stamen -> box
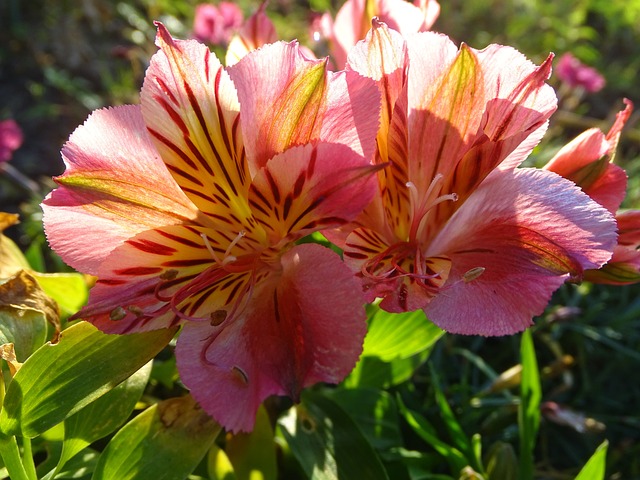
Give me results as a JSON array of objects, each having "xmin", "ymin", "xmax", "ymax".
[
  {"xmin": 407, "ymin": 174, "xmax": 458, "ymax": 241},
  {"xmin": 462, "ymin": 267, "xmax": 485, "ymax": 283},
  {"xmin": 109, "ymin": 306, "xmax": 127, "ymax": 321},
  {"xmin": 127, "ymin": 305, "xmax": 144, "ymax": 317},
  {"xmin": 200, "ymin": 233, "xmax": 223, "ymax": 264},
  {"xmin": 232, "ymin": 365, "xmax": 249, "ymax": 385},
  {"xmin": 222, "ymin": 230, "xmax": 246, "ymax": 266},
  {"xmin": 210, "ymin": 309, "xmax": 227, "ymax": 326}
]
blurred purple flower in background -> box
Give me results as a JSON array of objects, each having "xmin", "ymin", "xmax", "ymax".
[
  {"xmin": 193, "ymin": 2, "xmax": 244, "ymax": 45},
  {"xmin": 556, "ymin": 52, "xmax": 605, "ymax": 93},
  {"xmin": 0, "ymin": 119, "xmax": 23, "ymax": 163}
]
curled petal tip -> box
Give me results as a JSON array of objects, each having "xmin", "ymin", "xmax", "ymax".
[
  {"xmin": 154, "ymin": 21, "xmax": 174, "ymax": 48},
  {"xmin": 539, "ymin": 53, "xmax": 554, "ymax": 79}
]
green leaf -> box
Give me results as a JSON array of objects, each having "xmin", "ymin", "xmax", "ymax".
[
  {"xmin": 345, "ymin": 350, "xmax": 432, "ymax": 389},
  {"xmin": 396, "ymin": 396, "xmax": 468, "ymax": 475},
  {"xmin": 345, "ymin": 308, "xmax": 444, "ymax": 389},
  {"xmin": 91, "ymin": 395, "xmax": 221, "ymax": 480},
  {"xmin": 0, "ymin": 270, "xmax": 57, "ymax": 361},
  {"xmin": 279, "ymin": 390, "xmax": 389, "ymax": 480},
  {"xmin": 225, "ymin": 405, "xmax": 276, "ymax": 480},
  {"xmin": 327, "ymin": 388, "xmax": 402, "ymax": 450},
  {"xmin": 362, "ymin": 308, "xmax": 444, "ymax": 361},
  {"xmin": 484, "ymin": 441, "xmax": 518, "ymax": 480},
  {"xmin": 0, "ymin": 321, "xmax": 177, "ymax": 438},
  {"xmin": 0, "ymin": 309, "xmax": 47, "ymax": 363},
  {"xmin": 518, "ymin": 329, "xmax": 541, "ymax": 480},
  {"xmin": 55, "ymin": 362, "xmax": 153, "ymax": 473},
  {"xmin": 575, "ymin": 440, "xmax": 608, "ymax": 480},
  {"xmin": 31, "ymin": 273, "xmax": 88, "ymax": 318},
  {"xmin": 207, "ymin": 444, "xmax": 236, "ymax": 480},
  {"xmin": 429, "ymin": 366, "xmax": 483, "ymax": 473}
]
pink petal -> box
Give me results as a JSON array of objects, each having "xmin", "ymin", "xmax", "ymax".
[
  {"xmin": 141, "ymin": 24, "xmax": 249, "ymax": 223},
  {"xmin": 476, "ymin": 45, "xmax": 557, "ymax": 142},
  {"xmin": 346, "ymin": 19, "xmax": 409, "ymax": 164},
  {"xmin": 425, "ymin": 168, "xmax": 617, "ymax": 336},
  {"xmin": 248, "ymin": 142, "xmax": 378, "ymax": 242},
  {"xmin": 406, "ymin": 35, "xmax": 485, "ymax": 192},
  {"xmin": 584, "ymin": 245, "xmax": 640, "ymax": 285},
  {"xmin": 176, "ymin": 243, "xmax": 367, "ymax": 432},
  {"xmin": 42, "ymin": 105, "xmax": 198, "ymax": 275},
  {"xmin": 227, "ymin": 41, "xmax": 380, "ymax": 170},
  {"xmin": 617, "ymin": 210, "xmax": 640, "ymax": 248},
  {"xmin": 544, "ymin": 129, "xmax": 628, "ymax": 213},
  {"xmin": 331, "ymin": 0, "xmax": 440, "ymax": 68}
]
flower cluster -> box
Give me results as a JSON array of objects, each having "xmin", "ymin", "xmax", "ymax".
[{"xmin": 42, "ymin": 2, "xmax": 634, "ymax": 432}]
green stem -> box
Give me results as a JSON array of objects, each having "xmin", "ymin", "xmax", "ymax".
[
  {"xmin": 0, "ymin": 435, "xmax": 31, "ymax": 480},
  {"xmin": 21, "ymin": 437, "xmax": 38, "ymax": 480}
]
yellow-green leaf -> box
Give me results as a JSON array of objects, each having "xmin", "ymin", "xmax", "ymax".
[
  {"xmin": 0, "ymin": 321, "xmax": 176, "ymax": 438},
  {"xmin": 92, "ymin": 395, "xmax": 221, "ymax": 480}
]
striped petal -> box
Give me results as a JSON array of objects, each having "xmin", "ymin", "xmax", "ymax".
[
  {"xmin": 227, "ymin": 41, "xmax": 381, "ymax": 172},
  {"xmin": 141, "ymin": 23, "xmax": 252, "ymax": 231},
  {"xmin": 78, "ymin": 224, "xmax": 258, "ymax": 334},
  {"xmin": 346, "ymin": 21, "xmax": 413, "ymax": 239},
  {"xmin": 42, "ymin": 105, "xmax": 199, "ymax": 275},
  {"xmin": 248, "ymin": 142, "xmax": 378, "ymax": 242},
  {"xmin": 407, "ymin": 37, "xmax": 485, "ymax": 208},
  {"xmin": 424, "ymin": 168, "xmax": 617, "ymax": 335},
  {"xmin": 176, "ymin": 243, "xmax": 367, "ymax": 432}
]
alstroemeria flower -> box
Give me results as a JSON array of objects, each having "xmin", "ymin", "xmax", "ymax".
[
  {"xmin": 42, "ymin": 24, "xmax": 381, "ymax": 432},
  {"xmin": 333, "ymin": 21, "xmax": 617, "ymax": 336},
  {"xmin": 545, "ymin": 100, "xmax": 640, "ymax": 284}
]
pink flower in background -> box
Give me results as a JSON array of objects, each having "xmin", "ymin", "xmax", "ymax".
[
  {"xmin": 0, "ymin": 119, "xmax": 23, "ymax": 163},
  {"xmin": 556, "ymin": 52, "xmax": 605, "ymax": 93},
  {"xmin": 225, "ymin": 3, "xmax": 278, "ymax": 66},
  {"xmin": 193, "ymin": 2, "xmax": 244, "ymax": 45},
  {"xmin": 43, "ymin": 24, "xmax": 381, "ymax": 432},
  {"xmin": 331, "ymin": 21, "xmax": 617, "ymax": 336},
  {"xmin": 545, "ymin": 100, "xmax": 640, "ymax": 284}
]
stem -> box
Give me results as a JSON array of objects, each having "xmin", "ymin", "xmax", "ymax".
[
  {"xmin": 0, "ymin": 163, "xmax": 40, "ymax": 194},
  {"xmin": 21, "ymin": 437, "xmax": 38, "ymax": 480},
  {"xmin": 0, "ymin": 435, "xmax": 31, "ymax": 480}
]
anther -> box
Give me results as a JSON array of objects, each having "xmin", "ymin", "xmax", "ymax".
[
  {"xmin": 232, "ymin": 365, "xmax": 249, "ymax": 385},
  {"xmin": 127, "ymin": 305, "xmax": 144, "ymax": 317},
  {"xmin": 109, "ymin": 306, "xmax": 127, "ymax": 321},
  {"xmin": 462, "ymin": 267, "xmax": 485, "ymax": 283},
  {"xmin": 210, "ymin": 309, "xmax": 227, "ymax": 326},
  {"xmin": 160, "ymin": 269, "xmax": 179, "ymax": 280}
]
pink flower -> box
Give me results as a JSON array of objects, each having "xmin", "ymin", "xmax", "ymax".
[
  {"xmin": 42, "ymin": 24, "xmax": 381, "ymax": 432},
  {"xmin": 331, "ymin": 21, "xmax": 617, "ymax": 336},
  {"xmin": 545, "ymin": 100, "xmax": 640, "ymax": 284},
  {"xmin": 555, "ymin": 52, "xmax": 605, "ymax": 93},
  {"xmin": 193, "ymin": 2, "xmax": 244, "ymax": 45},
  {"xmin": 0, "ymin": 119, "xmax": 24, "ymax": 163}
]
